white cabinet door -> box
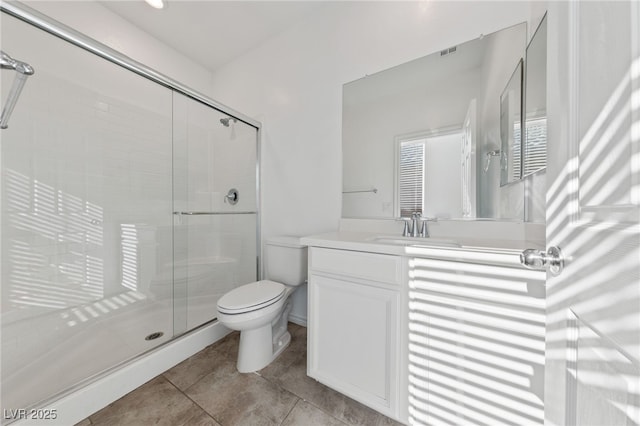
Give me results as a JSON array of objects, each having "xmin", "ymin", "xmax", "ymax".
[
  {"xmin": 407, "ymin": 256, "xmax": 545, "ymax": 426},
  {"xmin": 545, "ymin": 2, "xmax": 640, "ymax": 425},
  {"xmin": 308, "ymin": 273, "xmax": 399, "ymax": 417}
]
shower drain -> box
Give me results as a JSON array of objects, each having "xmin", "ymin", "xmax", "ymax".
[{"xmin": 145, "ymin": 331, "xmax": 164, "ymax": 341}]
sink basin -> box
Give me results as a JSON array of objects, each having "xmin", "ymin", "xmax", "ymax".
[{"xmin": 367, "ymin": 236, "xmax": 460, "ymax": 248}]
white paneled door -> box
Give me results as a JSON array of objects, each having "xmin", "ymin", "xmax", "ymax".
[{"xmin": 545, "ymin": 2, "xmax": 640, "ymax": 425}]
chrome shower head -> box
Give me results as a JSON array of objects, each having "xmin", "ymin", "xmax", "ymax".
[{"xmin": 220, "ymin": 117, "xmax": 237, "ymax": 127}]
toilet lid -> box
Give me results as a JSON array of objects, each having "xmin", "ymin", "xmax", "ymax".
[{"xmin": 217, "ymin": 280, "xmax": 286, "ymax": 313}]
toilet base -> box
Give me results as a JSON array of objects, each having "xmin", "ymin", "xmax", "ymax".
[
  {"xmin": 237, "ymin": 328, "xmax": 291, "ymax": 373},
  {"xmin": 272, "ymin": 330, "xmax": 291, "ymax": 360},
  {"xmin": 225, "ymin": 290, "xmax": 295, "ymax": 373}
]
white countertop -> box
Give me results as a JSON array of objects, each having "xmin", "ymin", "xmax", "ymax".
[{"xmin": 301, "ymin": 231, "xmax": 542, "ymax": 269}]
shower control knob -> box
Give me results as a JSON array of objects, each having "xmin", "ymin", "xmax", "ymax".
[
  {"xmin": 224, "ymin": 188, "xmax": 239, "ymax": 205},
  {"xmin": 520, "ymin": 246, "xmax": 564, "ymax": 276}
]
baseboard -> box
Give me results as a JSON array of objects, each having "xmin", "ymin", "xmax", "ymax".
[
  {"xmin": 13, "ymin": 321, "xmax": 231, "ymax": 426},
  {"xmin": 288, "ymin": 313, "xmax": 307, "ymax": 327}
]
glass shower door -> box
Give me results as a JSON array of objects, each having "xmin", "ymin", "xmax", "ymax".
[
  {"xmin": 172, "ymin": 93, "xmax": 258, "ymax": 334},
  {"xmin": 1, "ymin": 13, "xmax": 174, "ymax": 411}
]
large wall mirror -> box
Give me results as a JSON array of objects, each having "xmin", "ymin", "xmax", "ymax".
[{"xmin": 342, "ymin": 22, "xmax": 528, "ymax": 220}]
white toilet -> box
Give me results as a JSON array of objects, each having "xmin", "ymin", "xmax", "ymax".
[{"xmin": 216, "ymin": 236, "xmax": 307, "ymax": 373}]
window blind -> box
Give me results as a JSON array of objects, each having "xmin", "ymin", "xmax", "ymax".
[
  {"xmin": 399, "ymin": 141, "xmax": 424, "ymax": 217},
  {"xmin": 513, "ymin": 122, "xmax": 522, "ymax": 181},
  {"xmin": 524, "ymin": 118, "xmax": 547, "ymax": 175}
]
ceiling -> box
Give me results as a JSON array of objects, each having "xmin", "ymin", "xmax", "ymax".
[{"xmin": 100, "ymin": 1, "xmax": 327, "ymax": 72}]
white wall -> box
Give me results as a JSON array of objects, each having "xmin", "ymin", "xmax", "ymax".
[{"xmin": 21, "ymin": 1, "xmax": 214, "ymax": 96}]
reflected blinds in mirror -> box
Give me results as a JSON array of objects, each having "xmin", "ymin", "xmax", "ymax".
[
  {"xmin": 524, "ymin": 118, "xmax": 547, "ymax": 175},
  {"xmin": 399, "ymin": 141, "xmax": 424, "ymax": 217},
  {"xmin": 513, "ymin": 122, "xmax": 522, "ymax": 180}
]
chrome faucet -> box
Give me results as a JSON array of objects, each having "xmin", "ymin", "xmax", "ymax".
[
  {"xmin": 420, "ymin": 216, "xmax": 437, "ymax": 237},
  {"xmin": 401, "ymin": 212, "xmax": 436, "ymax": 238},
  {"xmin": 402, "ymin": 219, "xmax": 411, "ymax": 237},
  {"xmin": 420, "ymin": 219, "xmax": 430, "ymax": 237},
  {"xmin": 410, "ymin": 212, "xmax": 420, "ymax": 237}
]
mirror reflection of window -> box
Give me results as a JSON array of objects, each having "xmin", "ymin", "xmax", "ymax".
[
  {"xmin": 512, "ymin": 120, "xmax": 522, "ymax": 179},
  {"xmin": 397, "ymin": 131, "xmax": 463, "ymax": 218},
  {"xmin": 398, "ymin": 140, "xmax": 424, "ymax": 217},
  {"xmin": 523, "ymin": 117, "xmax": 547, "ymax": 174}
]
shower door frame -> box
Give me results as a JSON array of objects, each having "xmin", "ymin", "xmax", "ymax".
[{"xmin": 0, "ymin": 0, "xmax": 262, "ymax": 413}]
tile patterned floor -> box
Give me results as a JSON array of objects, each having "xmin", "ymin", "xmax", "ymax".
[{"xmin": 77, "ymin": 323, "xmax": 402, "ymax": 426}]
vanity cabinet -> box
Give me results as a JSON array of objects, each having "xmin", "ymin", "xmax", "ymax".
[
  {"xmin": 407, "ymin": 255, "xmax": 546, "ymax": 426},
  {"xmin": 307, "ymin": 247, "xmax": 404, "ymax": 421},
  {"xmin": 304, "ymin": 232, "xmax": 546, "ymax": 426}
]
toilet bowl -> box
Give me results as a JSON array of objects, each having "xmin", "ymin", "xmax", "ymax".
[{"xmin": 216, "ymin": 236, "xmax": 307, "ymax": 373}]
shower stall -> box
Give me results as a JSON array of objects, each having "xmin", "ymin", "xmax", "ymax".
[{"xmin": 0, "ymin": 2, "xmax": 260, "ymax": 416}]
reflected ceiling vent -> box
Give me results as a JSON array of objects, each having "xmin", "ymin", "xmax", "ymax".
[{"xmin": 440, "ymin": 46, "xmax": 457, "ymax": 56}]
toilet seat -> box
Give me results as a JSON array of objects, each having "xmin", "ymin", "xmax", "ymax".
[{"xmin": 217, "ymin": 280, "xmax": 286, "ymax": 314}]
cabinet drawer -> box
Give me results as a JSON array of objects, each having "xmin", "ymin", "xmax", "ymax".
[{"xmin": 310, "ymin": 247, "xmax": 401, "ymax": 285}]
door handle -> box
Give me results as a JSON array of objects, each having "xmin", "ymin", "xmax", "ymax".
[{"xmin": 520, "ymin": 246, "xmax": 564, "ymax": 276}]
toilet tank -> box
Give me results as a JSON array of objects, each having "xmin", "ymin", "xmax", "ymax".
[{"xmin": 264, "ymin": 236, "xmax": 308, "ymax": 286}]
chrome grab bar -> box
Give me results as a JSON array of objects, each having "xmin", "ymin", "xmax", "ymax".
[
  {"xmin": 342, "ymin": 188, "xmax": 378, "ymax": 194},
  {"xmin": 173, "ymin": 211, "xmax": 256, "ymax": 215}
]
